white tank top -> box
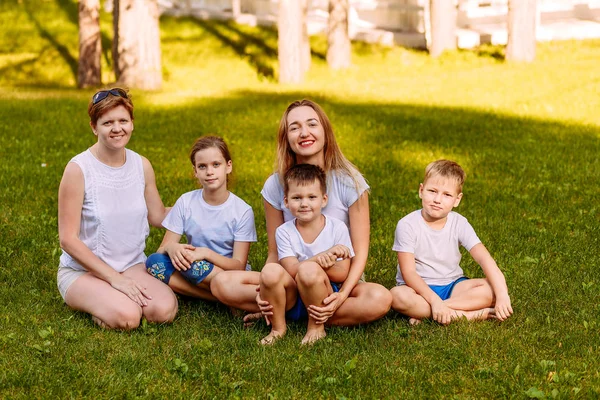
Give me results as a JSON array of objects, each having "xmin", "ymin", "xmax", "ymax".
[{"xmin": 60, "ymin": 148, "xmax": 149, "ymax": 272}]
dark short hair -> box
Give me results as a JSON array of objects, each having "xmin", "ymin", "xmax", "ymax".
[{"xmin": 283, "ymin": 164, "xmax": 327, "ymax": 195}]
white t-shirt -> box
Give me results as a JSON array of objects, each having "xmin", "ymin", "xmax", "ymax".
[
  {"xmin": 276, "ymin": 215, "xmax": 355, "ymax": 262},
  {"xmin": 393, "ymin": 210, "xmax": 481, "ymax": 286},
  {"xmin": 261, "ymin": 170, "xmax": 369, "ymax": 228},
  {"xmin": 162, "ymin": 190, "xmax": 257, "ymax": 270}
]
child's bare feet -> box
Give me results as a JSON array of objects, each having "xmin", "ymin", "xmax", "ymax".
[
  {"xmin": 243, "ymin": 312, "xmax": 263, "ymax": 328},
  {"xmin": 409, "ymin": 317, "xmax": 422, "ymax": 326},
  {"xmin": 92, "ymin": 316, "xmax": 109, "ymax": 329},
  {"xmin": 461, "ymin": 307, "xmax": 496, "ymax": 321},
  {"xmin": 260, "ymin": 329, "xmax": 286, "ymax": 345},
  {"xmin": 301, "ymin": 327, "xmax": 326, "ymax": 345}
]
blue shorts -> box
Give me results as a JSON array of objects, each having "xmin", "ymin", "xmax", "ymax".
[
  {"xmin": 145, "ymin": 253, "xmax": 214, "ymax": 286},
  {"xmin": 286, "ymin": 282, "xmax": 340, "ymax": 321},
  {"xmin": 428, "ymin": 277, "xmax": 469, "ymax": 301}
]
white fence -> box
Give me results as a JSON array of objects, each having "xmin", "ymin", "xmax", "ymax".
[{"xmin": 161, "ymin": 0, "xmax": 600, "ymax": 47}]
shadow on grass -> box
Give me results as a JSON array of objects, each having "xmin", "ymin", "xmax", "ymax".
[
  {"xmin": 192, "ymin": 19, "xmax": 277, "ymax": 80},
  {"xmin": 2, "ymin": 90, "xmax": 600, "ymax": 397},
  {"xmin": 24, "ymin": 1, "xmax": 77, "ymax": 81}
]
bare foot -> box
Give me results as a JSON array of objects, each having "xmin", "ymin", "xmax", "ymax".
[
  {"xmin": 92, "ymin": 316, "xmax": 109, "ymax": 329},
  {"xmin": 462, "ymin": 308, "xmax": 495, "ymax": 321},
  {"xmin": 243, "ymin": 312, "xmax": 263, "ymax": 328},
  {"xmin": 409, "ymin": 317, "xmax": 422, "ymax": 326},
  {"xmin": 260, "ymin": 329, "xmax": 285, "ymax": 345},
  {"xmin": 301, "ymin": 328, "xmax": 326, "ymax": 345}
]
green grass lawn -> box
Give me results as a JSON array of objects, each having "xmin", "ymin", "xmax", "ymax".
[{"xmin": 1, "ymin": 0, "xmax": 599, "ymax": 398}]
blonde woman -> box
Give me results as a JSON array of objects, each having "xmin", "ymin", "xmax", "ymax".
[{"xmin": 212, "ymin": 100, "xmax": 391, "ymax": 338}]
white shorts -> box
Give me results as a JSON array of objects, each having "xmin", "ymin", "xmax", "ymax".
[{"xmin": 57, "ymin": 264, "xmax": 88, "ymax": 301}]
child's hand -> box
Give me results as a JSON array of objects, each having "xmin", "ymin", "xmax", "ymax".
[
  {"xmin": 254, "ymin": 286, "xmax": 273, "ymax": 325},
  {"xmin": 494, "ymin": 293, "xmax": 513, "ymax": 321},
  {"xmin": 189, "ymin": 247, "xmax": 210, "ymax": 263},
  {"xmin": 431, "ymin": 299, "xmax": 456, "ymax": 325},
  {"xmin": 165, "ymin": 243, "xmax": 196, "ymax": 271},
  {"xmin": 315, "ymin": 252, "xmax": 337, "ymax": 269},
  {"xmin": 328, "ymin": 244, "xmax": 351, "ymax": 259}
]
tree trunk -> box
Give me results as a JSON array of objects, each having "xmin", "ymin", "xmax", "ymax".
[
  {"xmin": 506, "ymin": 0, "xmax": 537, "ymax": 62},
  {"xmin": 113, "ymin": 0, "xmax": 162, "ymax": 90},
  {"xmin": 77, "ymin": 0, "xmax": 102, "ymax": 88},
  {"xmin": 278, "ymin": 0, "xmax": 304, "ymax": 83},
  {"xmin": 327, "ymin": 0, "xmax": 351, "ymax": 70},
  {"xmin": 428, "ymin": 0, "xmax": 456, "ymax": 57},
  {"xmin": 301, "ymin": 0, "xmax": 311, "ymax": 74}
]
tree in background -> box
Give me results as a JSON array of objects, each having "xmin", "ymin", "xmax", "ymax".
[
  {"xmin": 506, "ymin": 0, "xmax": 537, "ymax": 62},
  {"xmin": 77, "ymin": 0, "xmax": 102, "ymax": 88},
  {"xmin": 428, "ymin": 0, "xmax": 457, "ymax": 57},
  {"xmin": 278, "ymin": 0, "xmax": 304, "ymax": 83},
  {"xmin": 301, "ymin": 0, "xmax": 311, "ymax": 74},
  {"xmin": 327, "ymin": 0, "xmax": 351, "ymax": 69},
  {"xmin": 113, "ymin": 0, "xmax": 162, "ymax": 89}
]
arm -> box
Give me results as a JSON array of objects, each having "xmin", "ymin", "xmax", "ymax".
[
  {"xmin": 156, "ymin": 230, "xmax": 195, "ymax": 271},
  {"xmin": 470, "ymin": 243, "xmax": 513, "ymax": 321},
  {"xmin": 58, "ymin": 163, "xmax": 150, "ymax": 306},
  {"xmin": 142, "ymin": 156, "xmax": 169, "ymax": 228},
  {"xmin": 338, "ymin": 192, "xmax": 370, "ymax": 299},
  {"xmin": 399, "ymin": 251, "xmax": 455, "ymax": 325},
  {"xmin": 190, "ymin": 241, "xmax": 251, "ymax": 271},
  {"xmin": 310, "ymin": 244, "xmax": 351, "ymax": 282},
  {"xmin": 263, "ymin": 198, "xmax": 284, "ymax": 264}
]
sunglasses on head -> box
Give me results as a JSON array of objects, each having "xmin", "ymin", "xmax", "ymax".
[{"xmin": 92, "ymin": 88, "xmax": 128, "ymax": 105}]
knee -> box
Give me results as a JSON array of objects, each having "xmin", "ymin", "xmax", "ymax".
[
  {"xmin": 295, "ymin": 262, "xmax": 325, "ymax": 288},
  {"xmin": 482, "ymin": 279, "xmax": 495, "ymax": 305},
  {"xmin": 260, "ymin": 263, "xmax": 288, "ymax": 289},
  {"xmin": 107, "ymin": 306, "xmax": 143, "ymax": 330},
  {"xmin": 368, "ymin": 284, "xmax": 393, "ymax": 316},
  {"xmin": 145, "ymin": 253, "xmax": 175, "ymax": 284},
  {"xmin": 145, "ymin": 296, "xmax": 178, "ymax": 324},
  {"xmin": 390, "ymin": 286, "xmax": 411, "ymax": 311}
]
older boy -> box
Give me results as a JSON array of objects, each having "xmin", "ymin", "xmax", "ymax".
[
  {"xmin": 390, "ymin": 160, "xmax": 512, "ymax": 325},
  {"xmin": 259, "ymin": 164, "xmax": 353, "ymax": 345}
]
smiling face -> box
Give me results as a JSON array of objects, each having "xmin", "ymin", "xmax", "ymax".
[
  {"xmin": 419, "ymin": 176, "xmax": 463, "ymax": 224},
  {"xmin": 284, "ymin": 179, "xmax": 328, "ymax": 224},
  {"xmin": 92, "ymin": 105, "xmax": 133, "ymax": 151},
  {"xmin": 286, "ymin": 106, "xmax": 326, "ymax": 165},
  {"xmin": 193, "ymin": 146, "xmax": 232, "ymax": 194}
]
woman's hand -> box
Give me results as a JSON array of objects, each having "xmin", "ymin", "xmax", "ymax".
[
  {"xmin": 307, "ymin": 290, "xmax": 348, "ymax": 324},
  {"xmin": 165, "ymin": 243, "xmax": 196, "ymax": 271},
  {"xmin": 110, "ymin": 274, "xmax": 152, "ymax": 307}
]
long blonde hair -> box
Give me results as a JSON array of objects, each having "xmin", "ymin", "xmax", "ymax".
[{"xmin": 276, "ymin": 100, "xmax": 364, "ymax": 190}]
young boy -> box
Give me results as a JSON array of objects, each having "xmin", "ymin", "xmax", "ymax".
[
  {"xmin": 259, "ymin": 164, "xmax": 353, "ymax": 345},
  {"xmin": 390, "ymin": 160, "xmax": 512, "ymax": 325}
]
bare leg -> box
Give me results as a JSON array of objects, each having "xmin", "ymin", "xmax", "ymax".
[
  {"xmin": 169, "ymin": 272, "xmax": 217, "ymax": 301},
  {"xmin": 296, "ymin": 262, "xmax": 331, "ymax": 345},
  {"xmin": 327, "ymin": 282, "xmax": 392, "ymax": 326},
  {"xmin": 259, "ymin": 263, "xmax": 297, "ymax": 345},
  {"xmin": 445, "ymin": 279, "xmax": 494, "ymax": 311},
  {"xmin": 390, "ymin": 285, "xmax": 432, "ymax": 323},
  {"xmin": 210, "ymin": 270, "xmax": 261, "ymax": 312},
  {"xmin": 65, "ymin": 273, "xmax": 143, "ymax": 330},
  {"xmin": 123, "ymin": 264, "xmax": 178, "ymax": 323}
]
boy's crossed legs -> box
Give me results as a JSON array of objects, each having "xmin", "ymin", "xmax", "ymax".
[{"xmin": 391, "ymin": 278, "xmax": 496, "ymax": 325}]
